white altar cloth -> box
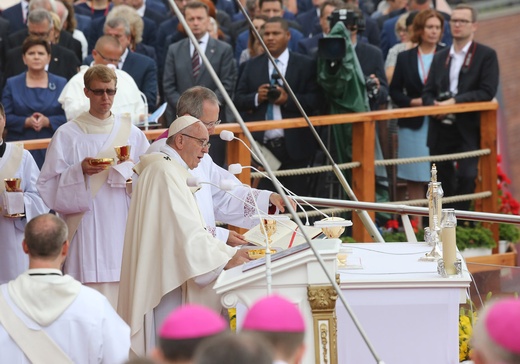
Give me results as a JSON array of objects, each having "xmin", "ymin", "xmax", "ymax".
[{"xmin": 338, "ymin": 243, "xmax": 471, "ymax": 364}]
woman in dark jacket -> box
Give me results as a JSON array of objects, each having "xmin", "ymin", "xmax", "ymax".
[{"xmin": 389, "ymin": 9, "xmax": 445, "ymax": 201}]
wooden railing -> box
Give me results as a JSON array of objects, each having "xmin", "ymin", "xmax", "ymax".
[{"xmin": 22, "ymin": 101, "xmax": 498, "ymax": 242}]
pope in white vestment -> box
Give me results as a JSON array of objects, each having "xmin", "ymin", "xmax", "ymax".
[
  {"xmin": 118, "ymin": 117, "xmax": 246, "ymax": 356},
  {"xmin": 0, "ymin": 269, "xmax": 130, "ymax": 364},
  {"xmin": 0, "ymin": 142, "xmax": 48, "ymax": 284},
  {"xmin": 36, "ymin": 112, "xmax": 149, "ymax": 294},
  {"xmin": 148, "ymin": 138, "xmax": 273, "ymax": 243}
]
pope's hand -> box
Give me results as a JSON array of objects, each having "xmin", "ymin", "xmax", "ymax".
[
  {"xmin": 224, "ymin": 249, "xmax": 250, "ymax": 269},
  {"xmin": 227, "ymin": 230, "xmax": 248, "ymax": 247}
]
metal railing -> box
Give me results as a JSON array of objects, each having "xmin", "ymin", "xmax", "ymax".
[{"xmin": 20, "ymin": 101, "xmax": 499, "ymax": 242}]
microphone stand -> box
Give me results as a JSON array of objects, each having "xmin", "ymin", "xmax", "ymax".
[{"xmin": 167, "ymin": 1, "xmax": 384, "ymax": 362}]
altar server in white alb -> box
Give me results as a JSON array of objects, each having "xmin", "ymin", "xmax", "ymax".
[
  {"xmin": 58, "ymin": 35, "xmax": 146, "ymax": 122},
  {"xmin": 37, "ymin": 65, "xmax": 150, "ymax": 308},
  {"xmin": 0, "ymin": 103, "xmax": 48, "ymax": 284},
  {"xmin": 118, "ymin": 116, "xmax": 250, "ymax": 357},
  {"xmin": 146, "ymin": 86, "xmax": 290, "ymax": 246},
  {"xmin": 0, "ymin": 214, "xmax": 130, "ymax": 364}
]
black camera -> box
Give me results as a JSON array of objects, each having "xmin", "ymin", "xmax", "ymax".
[
  {"xmin": 436, "ymin": 91, "xmax": 454, "ymax": 102},
  {"xmin": 436, "ymin": 91, "xmax": 456, "ymax": 124},
  {"xmin": 267, "ymin": 73, "xmax": 281, "ymax": 102},
  {"xmin": 267, "ymin": 85, "xmax": 281, "ymax": 102},
  {"xmin": 328, "ymin": 9, "xmax": 365, "ymax": 32},
  {"xmin": 365, "ymin": 76, "xmax": 378, "ymax": 99}
]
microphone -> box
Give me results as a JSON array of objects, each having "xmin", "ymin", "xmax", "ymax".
[
  {"xmin": 220, "ymin": 130, "xmax": 264, "ymax": 164},
  {"xmin": 186, "ymin": 176, "xmax": 201, "ymax": 188},
  {"xmin": 219, "ymin": 130, "xmax": 234, "ymax": 141}
]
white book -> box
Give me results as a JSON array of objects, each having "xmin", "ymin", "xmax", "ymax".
[{"xmin": 244, "ymin": 220, "xmax": 324, "ymax": 250}]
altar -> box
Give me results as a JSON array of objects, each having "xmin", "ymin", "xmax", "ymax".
[
  {"xmin": 215, "ymin": 241, "xmax": 471, "ymax": 364},
  {"xmin": 338, "ymin": 243, "xmax": 471, "ymax": 364}
]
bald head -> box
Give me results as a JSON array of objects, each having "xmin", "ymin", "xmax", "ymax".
[{"xmin": 24, "ymin": 214, "xmax": 68, "ymax": 259}]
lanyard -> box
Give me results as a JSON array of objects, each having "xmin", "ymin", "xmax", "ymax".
[
  {"xmin": 418, "ymin": 48, "xmax": 435, "ymax": 84},
  {"xmin": 444, "ymin": 41, "xmax": 476, "ymax": 72}
]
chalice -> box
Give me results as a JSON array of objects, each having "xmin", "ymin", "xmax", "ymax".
[
  {"xmin": 314, "ymin": 216, "xmax": 353, "ymax": 268},
  {"xmin": 259, "ymin": 218, "xmax": 277, "ymax": 253},
  {"xmin": 4, "ymin": 178, "xmax": 21, "ymax": 192},
  {"xmin": 114, "ymin": 145, "xmax": 132, "ymax": 183},
  {"xmin": 3, "ymin": 178, "xmax": 25, "ymax": 218},
  {"xmin": 314, "ymin": 216, "xmax": 352, "ymax": 239}
]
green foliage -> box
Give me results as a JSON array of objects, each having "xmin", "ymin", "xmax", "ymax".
[
  {"xmin": 499, "ymin": 223, "xmax": 520, "ymax": 243},
  {"xmin": 381, "ymin": 229, "xmax": 425, "ymax": 243},
  {"xmin": 378, "ymin": 224, "xmax": 496, "ymax": 250},
  {"xmin": 456, "ymin": 224, "xmax": 496, "ymax": 251},
  {"xmin": 341, "ymin": 235, "xmax": 357, "ymax": 243}
]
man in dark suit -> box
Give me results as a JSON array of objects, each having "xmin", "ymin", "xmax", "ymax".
[
  {"xmin": 88, "ymin": 6, "xmax": 158, "ymax": 54},
  {"xmin": 1, "ymin": 0, "xmax": 28, "ymax": 34},
  {"xmin": 102, "ymin": 16, "xmax": 158, "ymax": 112},
  {"xmin": 234, "ymin": 0, "xmax": 303, "ymax": 62},
  {"xmin": 296, "ymin": 0, "xmax": 339, "ymax": 58},
  {"xmin": 295, "ymin": 0, "xmax": 322, "ymax": 38},
  {"xmin": 162, "ymin": 1, "xmax": 236, "ymax": 165},
  {"xmin": 7, "ymin": 20, "xmax": 82, "ymax": 63},
  {"xmin": 422, "ymin": 4, "xmax": 499, "ymax": 211},
  {"xmin": 235, "ymin": 17, "xmax": 320, "ymax": 196},
  {"xmin": 0, "ymin": 17, "xmax": 9, "ymax": 86},
  {"xmin": 2, "ymin": 8, "xmax": 79, "ymax": 88},
  {"xmin": 123, "ymin": 0, "xmax": 168, "ymax": 26}
]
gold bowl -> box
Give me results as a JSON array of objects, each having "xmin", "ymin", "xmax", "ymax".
[{"xmin": 88, "ymin": 158, "xmax": 114, "ymax": 167}]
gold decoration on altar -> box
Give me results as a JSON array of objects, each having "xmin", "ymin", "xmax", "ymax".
[{"xmin": 308, "ymin": 284, "xmax": 338, "ymax": 364}]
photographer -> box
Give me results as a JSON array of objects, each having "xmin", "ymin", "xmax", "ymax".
[
  {"xmin": 234, "ymin": 17, "xmax": 320, "ymax": 196},
  {"xmin": 317, "ymin": 6, "xmax": 390, "ymax": 222},
  {"xmin": 422, "ymin": 4, "xmax": 499, "ymax": 211},
  {"xmin": 330, "ymin": 5, "xmax": 388, "ymax": 110}
]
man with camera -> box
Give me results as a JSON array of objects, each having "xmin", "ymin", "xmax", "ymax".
[
  {"xmin": 422, "ymin": 4, "xmax": 499, "ymax": 211},
  {"xmin": 235, "ymin": 17, "xmax": 320, "ymax": 196},
  {"xmin": 344, "ymin": 5, "xmax": 389, "ymax": 110}
]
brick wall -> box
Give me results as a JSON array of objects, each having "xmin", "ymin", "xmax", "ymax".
[{"xmin": 474, "ymin": 9, "xmax": 520, "ymax": 199}]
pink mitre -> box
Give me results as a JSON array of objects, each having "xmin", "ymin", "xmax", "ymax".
[
  {"xmin": 159, "ymin": 304, "xmax": 227, "ymax": 339},
  {"xmin": 242, "ymin": 295, "xmax": 305, "ymax": 333},
  {"xmin": 485, "ymin": 298, "xmax": 520, "ymax": 354}
]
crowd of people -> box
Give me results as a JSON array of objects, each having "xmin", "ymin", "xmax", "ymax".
[{"xmin": 0, "ymin": 0, "xmax": 504, "ymax": 362}]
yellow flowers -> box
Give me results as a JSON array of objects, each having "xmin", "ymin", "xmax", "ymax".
[
  {"xmin": 459, "ymin": 305, "xmax": 477, "ymax": 362},
  {"xmin": 228, "ymin": 307, "xmax": 237, "ymax": 332}
]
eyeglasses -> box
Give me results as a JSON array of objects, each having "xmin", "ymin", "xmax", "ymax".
[
  {"xmin": 202, "ymin": 119, "xmax": 221, "ymax": 128},
  {"xmin": 95, "ymin": 49, "xmax": 121, "ymax": 64},
  {"xmin": 181, "ymin": 133, "xmax": 211, "ymax": 149},
  {"xmin": 29, "ymin": 30, "xmax": 51, "ymax": 38},
  {"xmin": 449, "ymin": 19, "xmax": 472, "ymax": 25},
  {"xmin": 88, "ymin": 88, "xmax": 117, "ymax": 96}
]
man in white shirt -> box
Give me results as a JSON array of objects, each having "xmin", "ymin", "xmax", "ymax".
[
  {"xmin": 59, "ymin": 35, "xmax": 146, "ymax": 122},
  {"xmin": 422, "ymin": 4, "xmax": 499, "ymax": 211},
  {"xmin": 0, "ymin": 213, "xmax": 130, "ymax": 364},
  {"xmin": 162, "ymin": 1, "xmax": 236, "ymax": 166},
  {"xmin": 37, "ymin": 64, "xmax": 150, "ymax": 309}
]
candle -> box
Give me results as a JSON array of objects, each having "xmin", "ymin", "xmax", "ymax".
[{"xmin": 441, "ymin": 209, "xmax": 457, "ymax": 275}]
